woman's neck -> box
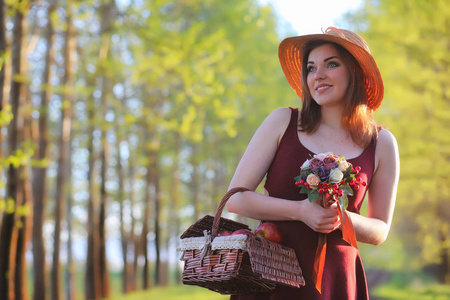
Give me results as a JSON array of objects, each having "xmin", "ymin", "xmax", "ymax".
[{"xmin": 320, "ymin": 106, "xmax": 344, "ymax": 130}]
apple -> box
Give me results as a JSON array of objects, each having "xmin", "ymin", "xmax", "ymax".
[
  {"xmin": 255, "ymin": 222, "xmax": 282, "ymax": 243},
  {"xmin": 218, "ymin": 230, "xmax": 232, "ymax": 236},
  {"xmin": 231, "ymin": 229, "xmax": 254, "ymax": 236}
]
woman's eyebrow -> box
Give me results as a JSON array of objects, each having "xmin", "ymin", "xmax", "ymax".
[
  {"xmin": 307, "ymin": 56, "xmax": 339, "ymax": 65},
  {"xmin": 324, "ymin": 56, "xmax": 339, "ymax": 62}
]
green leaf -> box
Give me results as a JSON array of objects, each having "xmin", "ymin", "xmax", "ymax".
[
  {"xmin": 308, "ymin": 189, "xmax": 319, "ymax": 202},
  {"xmin": 340, "ymin": 184, "xmax": 354, "ymax": 196},
  {"xmin": 300, "ymin": 186, "xmax": 309, "ymax": 194},
  {"xmin": 339, "ymin": 194, "xmax": 349, "ymax": 210}
]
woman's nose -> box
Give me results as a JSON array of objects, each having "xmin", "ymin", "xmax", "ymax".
[{"xmin": 314, "ymin": 67, "xmax": 326, "ymax": 80}]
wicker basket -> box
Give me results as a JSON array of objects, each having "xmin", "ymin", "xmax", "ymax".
[{"xmin": 179, "ymin": 187, "xmax": 305, "ymax": 295}]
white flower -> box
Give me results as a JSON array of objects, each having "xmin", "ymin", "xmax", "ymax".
[
  {"xmin": 301, "ymin": 159, "xmax": 310, "ymax": 169},
  {"xmin": 338, "ymin": 160, "xmax": 350, "ymax": 172},
  {"xmin": 314, "ymin": 153, "xmax": 326, "ymax": 160},
  {"xmin": 329, "ymin": 168, "xmax": 344, "ymax": 183},
  {"xmin": 306, "ymin": 174, "xmax": 320, "ymax": 189}
]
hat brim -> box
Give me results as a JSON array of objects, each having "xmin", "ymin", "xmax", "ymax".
[{"xmin": 278, "ymin": 33, "xmax": 384, "ymax": 110}]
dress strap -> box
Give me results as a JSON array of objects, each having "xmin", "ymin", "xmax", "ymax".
[{"xmin": 287, "ymin": 107, "xmax": 299, "ymax": 137}]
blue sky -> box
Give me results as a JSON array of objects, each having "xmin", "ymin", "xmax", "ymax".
[{"xmin": 260, "ymin": 0, "xmax": 363, "ymax": 35}]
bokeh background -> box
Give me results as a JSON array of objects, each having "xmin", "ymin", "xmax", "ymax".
[{"xmin": 0, "ymin": 0, "xmax": 449, "ymax": 299}]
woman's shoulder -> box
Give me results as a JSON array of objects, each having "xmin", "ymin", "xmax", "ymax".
[
  {"xmin": 374, "ymin": 128, "xmax": 399, "ymax": 169},
  {"xmin": 265, "ymin": 107, "xmax": 296, "ymax": 123},
  {"xmin": 259, "ymin": 107, "xmax": 296, "ymax": 143},
  {"xmin": 377, "ymin": 128, "xmax": 398, "ymax": 150}
]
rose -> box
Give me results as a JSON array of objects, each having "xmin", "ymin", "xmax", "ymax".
[
  {"xmin": 301, "ymin": 159, "xmax": 310, "ymax": 169},
  {"xmin": 338, "ymin": 160, "xmax": 350, "ymax": 172},
  {"xmin": 323, "ymin": 155, "xmax": 339, "ymax": 170},
  {"xmin": 309, "ymin": 158, "xmax": 323, "ymax": 171},
  {"xmin": 300, "ymin": 168, "xmax": 312, "ymax": 181},
  {"xmin": 316, "ymin": 166, "xmax": 329, "ymax": 181},
  {"xmin": 313, "ymin": 153, "xmax": 326, "ymax": 160},
  {"xmin": 306, "ymin": 173, "xmax": 320, "ymax": 189},
  {"xmin": 329, "ymin": 168, "xmax": 344, "ymax": 183}
]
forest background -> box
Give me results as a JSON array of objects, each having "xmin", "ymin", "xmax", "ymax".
[{"xmin": 0, "ymin": 0, "xmax": 449, "ymax": 300}]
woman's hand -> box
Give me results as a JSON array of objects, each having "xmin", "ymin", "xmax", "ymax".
[{"xmin": 298, "ymin": 200, "xmax": 341, "ymax": 233}]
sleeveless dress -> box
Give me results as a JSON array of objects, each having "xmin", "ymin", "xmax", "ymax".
[{"xmin": 230, "ymin": 107, "xmax": 375, "ymax": 300}]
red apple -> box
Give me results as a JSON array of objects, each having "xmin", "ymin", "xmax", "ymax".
[
  {"xmin": 231, "ymin": 229, "xmax": 254, "ymax": 236},
  {"xmin": 255, "ymin": 222, "xmax": 282, "ymax": 243},
  {"xmin": 218, "ymin": 230, "xmax": 232, "ymax": 236}
]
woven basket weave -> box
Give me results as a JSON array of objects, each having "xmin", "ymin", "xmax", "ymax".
[{"xmin": 179, "ymin": 187, "xmax": 305, "ymax": 295}]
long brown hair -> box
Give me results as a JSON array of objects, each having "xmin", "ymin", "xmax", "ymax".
[{"xmin": 298, "ymin": 40, "xmax": 378, "ymax": 148}]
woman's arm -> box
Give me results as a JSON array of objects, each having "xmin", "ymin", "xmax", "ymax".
[
  {"xmin": 226, "ymin": 107, "xmax": 341, "ymax": 233},
  {"xmin": 347, "ymin": 128, "xmax": 400, "ymax": 245}
]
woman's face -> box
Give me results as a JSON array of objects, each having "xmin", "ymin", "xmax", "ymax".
[{"xmin": 306, "ymin": 43, "xmax": 350, "ymax": 108}]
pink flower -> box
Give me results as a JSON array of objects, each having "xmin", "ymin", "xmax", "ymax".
[
  {"xmin": 309, "ymin": 158, "xmax": 323, "ymax": 171},
  {"xmin": 323, "ymin": 155, "xmax": 339, "ymax": 170}
]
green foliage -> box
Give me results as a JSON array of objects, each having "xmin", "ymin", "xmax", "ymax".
[
  {"xmin": 0, "ymin": 104, "xmax": 13, "ymax": 127},
  {"xmin": 371, "ymin": 271, "xmax": 450, "ymax": 300},
  {"xmin": 0, "ymin": 198, "xmax": 30, "ymax": 221},
  {"xmin": 346, "ymin": 0, "xmax": 450, "ymax": 275}
]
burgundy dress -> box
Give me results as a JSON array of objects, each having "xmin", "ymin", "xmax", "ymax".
[{"xmin": 231, "ymin": 107, "xmax": 375, "ymax": 300}]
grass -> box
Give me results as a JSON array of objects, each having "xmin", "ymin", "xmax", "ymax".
[
  {"xmin": 108, "ymin": 271, "xmax": 450, "ymax": 300},
  {"xmin": 109, "ymin": 285, "xmax": 228, "ymax": 300},
  {"xmin": 372, "ymin": 271, "xmax": 450, "ymax": 300},
  {"xmin": 373, "ymin": 283, "xmax": 450, "ymax": 300}
]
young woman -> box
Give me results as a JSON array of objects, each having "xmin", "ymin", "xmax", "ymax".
[{"xmin": 226, "ymin": 27, "xmax": 399, "ymax": 299}]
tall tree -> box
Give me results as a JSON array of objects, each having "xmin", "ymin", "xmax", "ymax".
[
  {"xmin": 84, "ymin": 1, "xmax": 117, "ymax": 298},
  {"xmin": 62, "ymin": 1, "xmax": 76, "ymax": 299},
  {"xmin": 31, "ymin": 1, "xmax": 57, "ymax": 300},
  {"xmin": 84, "ymin": 92, "xmax": 101, "ymax": 300},
  {"xmin": 98, "ymin": 1, "xmax": 117, "ymax": 297},
  {"xmin": 0, "ymin": 0, "xmax": 28, "ymax": 298},
  {"xmin": 0, "ymin": 0, "xmax": 6, "ymax": 109},
  {"xmin": 50, "ymin": 1, "xmax": 76, "ymax": 298}
]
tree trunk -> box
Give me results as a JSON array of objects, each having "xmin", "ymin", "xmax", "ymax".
[
  {"xmin": 0, "ymin": 0, "xmax": 8, "ymax": 229},
  {"xmin": 117, "ymin": 141, "xmax": 128, "ymax": 293},
  {"xmin": 15, "ymin": 157, "xmax": 32, "ymax": 300},
  {"xmin": 151, "ymin": 148, "xmax": 161, "ymax": 286},
  {"xmin": 63, "ymin": 3, "xmax": 76, "ymax": 299},
  {"xmin": 141, "ymin": 150, "xmax": 151, "ymax": 290},
  {"xmin": 14, "ymin": 41, "xmax": 32, "ymax": 300},
  {"xmin": 97, "ymin": 2, "xmax": 116, "ymax": 296},
  {"xmin": 85, "ymin": 94, "xmax": 101, "ymax": 300},
  {"xmin": 127, "ymin": 148, "xmax": 138, "ymax": 291},
  {"xmin": 99, "ymin": 118, "xmax": 110, "ymax": 298},
  {"xmin": 0, "ymin": 0, "xmax": 6, "ymax": 108},
  {"xmin": 0, "ymin": 2, "xmax": 26, "ymax": 298},
  {"xmin": 65, "ymin": 190, "xmax": 75, "ymax": 300},
  {"xmin": 115, "ymin": 100, "xmax": 129, "ymax": 293},
  {"xmin": 191, "ymin": 143, "xmax": 200, "ymax": 221},
  {"xmin": 51, "ymin": 0, "xmax": 75, "ymax": 297},
  {"xmin": 85, "ymin": 2, "xmax": 116, "ymax": 298},
  {"xmin": 169, "ymin": 133, "xmax": 182, "ymax": 284},
  {"xmin": 31, "ymin": 1, "xmax": 56, "ymax": 299}
]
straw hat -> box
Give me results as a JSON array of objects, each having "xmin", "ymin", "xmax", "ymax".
[{"xmin": 278, "ymin": 27, "xmax": 384, "ymax": 111}]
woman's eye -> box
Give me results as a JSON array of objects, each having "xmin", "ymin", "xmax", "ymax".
[
  {"xmin": 307, "ymin": 66, "xmax": 316, "ymax": 73},
  {"xmin": 328, "ymin": 61, "xmax": 340, "ymax": 68}
]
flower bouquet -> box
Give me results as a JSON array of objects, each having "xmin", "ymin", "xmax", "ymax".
[
  {"xmin": 294, "ymin": 152, "xmax": 365, "ymax": 293},
  {"xmin": 294, "ymin": 152, "xmax": 366, "ymax": 210}
]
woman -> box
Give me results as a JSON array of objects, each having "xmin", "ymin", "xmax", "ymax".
[{"xmin": 226, "ymin": 27, "xmax": 399, "ymax": 299}]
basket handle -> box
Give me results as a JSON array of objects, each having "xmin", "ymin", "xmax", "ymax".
[{"xmin": 212, "ymin": 187, "xmax": 251, "ymax": 236}]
